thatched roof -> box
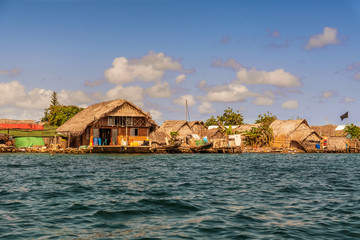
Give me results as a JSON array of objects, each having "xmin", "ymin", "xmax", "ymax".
[
  {"xmin": 270, "ymin": 119, "xmax": 321, "ymax": 142},
  {"xmin": 235, "ymin": 124, "xmax": 261, "ymax": 133},
  {"xmin": 0, "ymin": 133, "xmax": 8, "ymax": 142},
  {"xmin": 0, "ymin": 119, "xmax": 36, "ymax": 124},
  {"xmin": 188, "ymin": 121, "xmax": 205, "ymax": 129},
  {"xmin": 311, "ymin": 124, "xmax": 345, "ymax": 137},
  {"xmin": 327, "ymin": 136, "xmax": 348, "ymax": 151},
  {"xmin": 206, "ymin": 128, "xmax": 226, "ymax": 139},
  {"xmin": 149, "ymin": 130, "xmax": 168, "ymax": 144},
  {"xmin": 57, "ymin": 99, "xmax": 156, "ymax": 136},
  {"xmin": 158, "ymin": 120, "xmax": 191, "ymax": 133}
]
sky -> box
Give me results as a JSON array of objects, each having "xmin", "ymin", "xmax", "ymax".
[{"xmin": 1, "ymin": 0, "xmax": 360, "ymax": 126}]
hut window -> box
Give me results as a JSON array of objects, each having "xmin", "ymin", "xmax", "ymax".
[
  {"xmin": 93, "ymin": 128, "xmax": 99, "ymax": 138},
  {"xmin": 130, "ymin": 128, "xmax": 138, "ymax": 136},
  {"xmin": 86, "ymin": 128, "xmax": 90, "ymax": 139},
  {"xmin": 126, "ymin": 117, "xmax": 133, "ymax": 126},
  {"xmin": 108, "ymin": 116, "xmax": 115, "ymax": 126}
]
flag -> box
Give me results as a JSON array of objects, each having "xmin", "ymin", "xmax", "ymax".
[{"xmin": 340, "ymin": 111, "xmax": 348, "ymax": 121}]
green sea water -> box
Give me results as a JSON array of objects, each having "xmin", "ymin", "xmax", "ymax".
[{"xmin": 1, "ymin": 153, "xmax": 360, "ymax": 239}]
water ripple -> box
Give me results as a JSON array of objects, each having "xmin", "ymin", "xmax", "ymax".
[{"xmin": 1, "ymin": 153, "xmax": 360, "ymax": 239}]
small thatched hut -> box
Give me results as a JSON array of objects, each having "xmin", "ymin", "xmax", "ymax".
[
  {"xmin": 270, "ymin": 119, "xmax": 321, "ymax": 152},
  {"xmin": 148, "ymin": 131, "xmax": 168, "ymax": 148},
  {"xmin": 157, "ymin": 120, "xmax": 193, "ymax": 140},
  {"xmin": 57, "ymin": 99, "xmax": 157, "ymax": 148},
  {"xmin": 188, "ymin": 121, "xmax": 208, "ymax": 138},
  {"xmin": 0, "ymin": 133, "xmax": 8, "ymax": 144},
  {"xmin": 311, "ymin": 124, "xmax": 346, "ymax": 137}
]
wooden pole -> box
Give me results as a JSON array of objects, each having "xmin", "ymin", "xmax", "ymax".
[{"xmin": 185, "ymin": 99, "xmax": 188, "ymax": 122}]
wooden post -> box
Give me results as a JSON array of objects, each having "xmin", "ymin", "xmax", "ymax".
[{"xmin": 67, "ymin": 132, "xmax": 71, "ymax": 148}]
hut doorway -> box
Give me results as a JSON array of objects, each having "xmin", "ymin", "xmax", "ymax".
[
  {"xmin": 99, "ymin": 129, "xmax": 111, "ymax": 145},
  {"xmin": 290, "ymin": 140, "xmax": 306, "ymax": 152}
]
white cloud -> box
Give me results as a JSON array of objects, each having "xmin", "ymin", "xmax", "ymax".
[
  {"xmin": 347, "ymin": 62, "xmax": 360, "ymax": 81},
  {"xmin": 236, "ymin": 67, "xmax": 301, "ymax": 88},
  {"xmin": 305, "ymin": 27, "xmax": 340, "ymax": 50},
  {"xmin": 175, "ymin": 74, "xmax": 186, "ymax": 84},
  {"xmin": 149, "ymin": 109, "xmax": 163, "ymax": 122},
  {"xmin": 106, "ymin": 85, "xmax": 145, "ymax": 107},
  {"xmin": 281, "ymin": 100, "xmax": 299, "ymax": 109},
  {"xmin": 197, "ymin": 80, "xmax": 207, "ymax": 90},
  {"xmin": 341, "ymin": 97, "xmax": 355, "ymax": 103},
  {"xmin": 173, "ymin": 94, "xmax": 196, "ymax": 106},
  {"xmin": 206, "ymin": 82, "xmax": 250, "ymax": 102},
  {"xmin": 146, "ymin": 81, "xmax": 171, "ymax": 98},
  {"xmin": 0, "ymin": 68, "xmax": 21, "ymax": 77},
  {"xmin": 104, "ymin": 51, "xmax": 183, "ymax": 84},
  {"xmin": 321, "ymin": 90, "xmax": 336, "ymax": 99},
  {"xmin": 252, "ymin": 96, "xmax": 275, "ymax": 106},
  {"xmin": 198, "ymin": 102, "xmax": 216, "ymax": 115},
  {"xmin": 212, "ymin": 58, "xmax": 243, "ymax": 71}
]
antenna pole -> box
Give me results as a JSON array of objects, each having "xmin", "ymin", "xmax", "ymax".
[{"xmin": 185, "ymin": 99, "xmax": 188, "ymax": 122}]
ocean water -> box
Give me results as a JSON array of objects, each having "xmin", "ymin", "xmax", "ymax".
[{"xmin": 1, "ymin": 153, "xmax": 360, "ymax": 239}]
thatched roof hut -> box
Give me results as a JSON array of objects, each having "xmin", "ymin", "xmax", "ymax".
[
  {"xmin": 310, "ymin": 124, "xmax": 346, "ymax": 137},
  {"xmin": 149, "ymin": 130, "xmax": 168, "ymax": 147},
  {"xmin": 157, "ymin": 120, "xmax": 193, "ymax": 139},
  {"xmin": 270, "ymin": 119, "xmax": 321, "ymax": 151},
  {"xmin": 326, "ymin": 136, "xmax": 348, "ymax": 151},
  {"xmin": 206, "ymin": 128, "xmax": 226, "ymax": 140},
  {"xmin": 188, "ymin": 121, "xmax": 208, "ymax": 138},
  {"xmin": 57, "ymin": 99, "xmax": 156, "ymax": 137},
  {"xmin": 0, "ymin": 133, "xmax": 8, "ymax": 143},
  {"xmin": 0, "ymin": 119, "xmax": 36, "ymax": 124}
]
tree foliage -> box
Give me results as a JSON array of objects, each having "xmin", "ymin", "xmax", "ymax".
[
  {"xmin": 42, "ymin": 91, "xmax": 83, "ymax": 127},
  {"xmin": 344, "ymin": 123, "xmax": 360, "ymax": 140},
  {"xmin": 42, "ymin": 105, "xmax": 84, "ymax": 127},
  {"xmin": 243, "ymin": 112, "xmax": 277, "ymax": 147},
  {"xmin": 205, "ymin": 107, "xmax": 244, "ymax": 127}
]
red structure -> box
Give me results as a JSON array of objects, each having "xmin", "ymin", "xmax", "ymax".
[{"xmin": 0, "ymin": 123, "xmax": 43, "ymax": 130}]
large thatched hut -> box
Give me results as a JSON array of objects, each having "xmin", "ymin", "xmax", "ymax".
[
  {"xmin": 57, "ymin": 99, "xmax": 157, "ymax": 148},
  {"xmin": 270, "ymin": 119, "xmax": 321, "ymax": 152}
]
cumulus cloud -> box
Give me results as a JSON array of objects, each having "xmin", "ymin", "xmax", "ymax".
[
  {"xmin": 347, "ymin": 62, "xmax": 360, "ymax": 81},
  {"xmin": 212, "ymin": 58, "xmax": 243, "ymax": 71},
  {"xmin": 106, "ymin": 85, "xmax": 145, "ymax": 107},
  {"xmin": 220, "ymin": 36, "xmax": 230, "ymax": 44},
  {"xmin": 281, "ymin": 100, "xmax": 299, "ymax": 109},
  {"xmin": 236, "ymin": 67, "xmax": 301, "ymax": 88},
  {"xmin": 104, "ymin": 51, "xmax": 183, "ymax": 84},
  {"xmin": 149, "ymin": 109, "xmax": 163, "ymax": 122},
  {"xmin": 341, "ymin": 97, "xmax": 355, "ymax": 103},
  {"xmin": 175, "ymin": 74, "xmax": 186, "ymax": 84},
  {"xmin": 205, "ymin": 82, "xmax": 251, "ymax": 102},
  {"xmin": 197, "ymin": 80, "xmax": 207, "ymax": 91},
  {"xmin": 321, "ymin": 90, "xmax": 336, "ymax": 99},
  {"xmin": 146, "ymin": 81, "xmax": 171, "ymax": 98},
  {"xmin": 173, "ymin": 94, "xmax": 196, "ymax": 106},
  {"xmin": 0, "ymin": 68, "xmax": 21, "ymax": 77},
  {"xmin": 198, "ymin": 102, "xmax": 216, "ymax": 115},
  {"xmin": 252, "ymin": 91, "xmax": 275, "ymax": 106},
  {"xmin": 305, "ymin": 27, "xmax": 340, "ymax": 50}
]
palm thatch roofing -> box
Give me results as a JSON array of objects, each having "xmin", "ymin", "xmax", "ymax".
[
  {"xmin": 326, "ymin": 136, "xmax": 348, "ymax": 151},
  {"xmin": 57, "ymin": 99, "xmax": 157, "ymax": 136},
  {"xmin": 188, "ymin": 121, "xmax": 205, "ymax": 128},
  {"xmin": 235, "ymin": 124, "xmax": 261, "ymax": 133},
  {"xmin": 0, "ymin": 133, "xmax": 8, "ymax": 142},
  {"xmin": 157, "ymin": 120, "xmax": 191, "ymax": 134},
  {"xmin": 270, "ymin": 119, "xmax": 321, "ymax": 142},
  {"xmin": 310, "ymin": 124, "xmax": 346, "ymax": 137},
  {"xmin": 149, "ymin": 130, "xmax": 168, "ymax": 145},
  {"xmin": 0, "ymin": 119, "xmax": 36, "ymax": 124},
  {"xmin": 206, "ymin": 128, "xmax": 226, "ymax": 139}
]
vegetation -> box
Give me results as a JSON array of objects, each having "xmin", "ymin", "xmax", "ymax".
[
  {"xmin": 170, "ymin": 131, "xmax": 179, "ymax": 138},
  {"xmin": 243, "ymin": 112, "xmax": 277, "ymax": 147},
  {"xmin": 0, "ymin": 124, "xmax": 57, "ymax": 137},
  {"xmin": 42, "ymin": 91, "xmax": 84, "ymax": 127},
  {"xmin": 344, "ymin": 123, "xmax": 360, "ymax": 140},
  {"xmin": 205, "ymin": 107, "xmax": 244, "ymax": 127}
]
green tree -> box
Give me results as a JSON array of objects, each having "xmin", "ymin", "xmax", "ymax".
[
  {"xmin": 45, "ymin": 105, "xmax": 84, "ymax": 127},
  {"xmin": 255, "ymin": 111, "xmax": 277, "ymax": 126},
  {"xmin": 344, "ymin": 123, "xmax": 360, "ymax": 140},
  {"xmin": 50, "ymin": 91, "xmax": 60, "ymax": 107},
  {"xmin": 205, "ymin": 107, "xmax": 244, "ymax": 126}
]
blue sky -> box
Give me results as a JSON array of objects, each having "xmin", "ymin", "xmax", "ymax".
[{"xmin": 1, "ymin": 0, "xmax": 360, "ymax": 125}]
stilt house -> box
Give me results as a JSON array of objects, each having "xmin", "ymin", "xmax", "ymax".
[
  {"xmin": 270, "ymin": 119, "xmax": 321, "ymax": 152},
  {"xmin": 57, "ymin": 99, "xmax": 157, "ymax": 148}
]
